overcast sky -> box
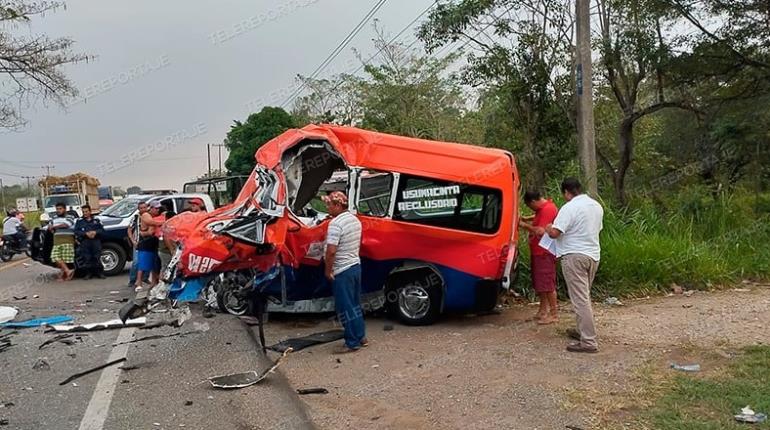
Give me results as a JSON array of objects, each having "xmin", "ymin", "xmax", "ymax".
[{"xmin": 1, "ymin": 0, "xmax": 435, "ymax": 190}]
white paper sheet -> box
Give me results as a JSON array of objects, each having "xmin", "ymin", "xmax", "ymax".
[{"xmin": 538, "ymin": 233, "xmax": 558, "ymax": 256}]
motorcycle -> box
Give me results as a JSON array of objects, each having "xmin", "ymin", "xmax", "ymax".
[{"xmin": 0, "ymin": 227, "xmax": 31, "ymax": 262}]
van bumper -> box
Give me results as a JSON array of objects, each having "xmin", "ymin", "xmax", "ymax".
[{"xmin": 475, "ymin": 279, "xmax": 501, "ymax": 312}]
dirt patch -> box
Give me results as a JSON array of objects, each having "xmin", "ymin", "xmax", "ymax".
[{"xmin": 267, "ymin": 284, "xmax": 770, "ymax": 429}]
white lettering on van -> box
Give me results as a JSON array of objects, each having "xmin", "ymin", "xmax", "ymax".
[
  {"xmin": 397, "ymin": 198, "xmax": 458, "ymax": 212},
  {"xmin": 402, "ymin": 185, "xmax": 460, "ymax": 200},
  {"xmin": 188, "ymin": 253, "xmax": 223, "ymax": 273}
]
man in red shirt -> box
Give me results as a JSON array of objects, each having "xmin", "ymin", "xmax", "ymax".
[{"xmin": 519, "ymin": 190, "xmax": 559, "ymax": 324}]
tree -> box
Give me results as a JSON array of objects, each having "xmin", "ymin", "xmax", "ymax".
[
  {"xmin": 0, "ymin": 1, "xmax": 89, "ymax": 129},
  {"xmin": 126, "ymin": 186, "xmax": 142, "ymax": 195},
  {"xmin": 419, "ymin": 0, "xmax": 577, "ymax": 189},
  {"xmin": 292, "ymin": 74, "xmax": 364, "ymax": 126},
  {"xmin": 592, "ymin": 0, "xmax": 703, "ymax": 205},
  {"xmin": 223, "ymin": 107, "xmax": 296, "ymax": 175},
  {"xmin": 194, "ymin": 169, "xmax": 226, "ymax": 181}
]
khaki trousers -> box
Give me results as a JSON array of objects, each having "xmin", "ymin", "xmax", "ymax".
[{"xmin": 561, "ymin": 253, "xmax": 599, "ymax": 348}]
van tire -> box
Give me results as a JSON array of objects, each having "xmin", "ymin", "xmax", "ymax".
[
  {"xmin": 385, "ymin": 270, "xmax": 442, "ymax": 326},
  {"xmin": 100, "ymin": 242, "xmax": 127, "ymax": 276}
]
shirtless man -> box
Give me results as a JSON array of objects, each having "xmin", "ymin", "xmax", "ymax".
[{"xmin": 133, "ymin": 201, "xmax": 165, "ymax": 291}]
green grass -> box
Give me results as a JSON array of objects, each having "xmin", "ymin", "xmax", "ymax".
[{"xmin": 645, "ymin": 346, "xmax": 770, "ymax": 430}]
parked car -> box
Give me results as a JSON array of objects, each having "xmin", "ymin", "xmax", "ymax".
[
  {"xmin": 29, "ymin": 193, "xmax": 214, "ymax": 276},
  {"xmin": 134, "ymin": 125, "xmax": 519, "ymax": 325}
]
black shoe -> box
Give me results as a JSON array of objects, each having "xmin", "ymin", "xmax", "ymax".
[{"xmin": 566, "ymin": 342, "xmax": 599, "ymax": 353}]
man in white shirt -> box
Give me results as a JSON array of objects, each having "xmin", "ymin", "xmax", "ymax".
[
  {"xmin": 544, "ymin": 178, "xmax": 604, "ymax": 353},
  {"xmin": 2, "ymin": 209, "xmax": 27, "ymax": 250},
  {"xmin": 323, "ymin": 191, "xmax": 367, "ymax": 353}
]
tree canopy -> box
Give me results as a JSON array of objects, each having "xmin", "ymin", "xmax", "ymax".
[{"xmin": 223, "ymin": 106, "xmax": 296, "ymax": 176}]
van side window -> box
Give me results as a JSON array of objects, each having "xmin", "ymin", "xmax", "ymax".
[
  {"xmin": 393, "ymin": 175, "xmax": 501, "ymax": 234},
  {"xmin": 357, "ymin": 171, "xmax": 394, "ymax": 217}
]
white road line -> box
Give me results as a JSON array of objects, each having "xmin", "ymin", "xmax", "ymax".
[{"xmin": 78, "ymin": 327, "xmax": 136, "ymax": 430}]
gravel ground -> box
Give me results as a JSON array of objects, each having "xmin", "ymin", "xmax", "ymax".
[{"xmin": 262, "ymin": 283, "xmax": 770, "ymax": 429}]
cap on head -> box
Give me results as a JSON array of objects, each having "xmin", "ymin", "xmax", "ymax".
[
  {"xmin": 321, "ymin": 191, "xmax": 348, "ymax": 207},
  {"xmin": 189, "ymin": 198, "xmax": 203, "ymax": 206}
]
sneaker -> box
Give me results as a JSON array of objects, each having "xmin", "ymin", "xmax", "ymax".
[{"xmin": 566, "ymin": 342, "xmax": 598, "ymax": 354}]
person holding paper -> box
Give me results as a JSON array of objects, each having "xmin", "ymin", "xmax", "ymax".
[
  {"xmin": 543, "ymin": 178, "xmax": 604, "ymax": 353},
  {"xmin": 519, "ymin": 190, "xmax": 559, "ymax": 324}
]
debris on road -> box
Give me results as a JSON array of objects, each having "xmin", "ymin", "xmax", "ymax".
[
  {"xmin": 1, "ymin": 315, "xmax": 73, "ymax": 328},
  {"xmin": 111, "ymin": 325, "xmax": 207, "ymax": 347},
  {"xmin": 208, "ymin": 348, "xmax": 292, "ymax": 389},
  {"xmin": 12, "ymin": 296, "xmax": 26, "ymax": 301},
  {"xmin": 296, "ymin": 387, "xmax": 329, "ymax": 395},
  {"xmin": 604, "ymin": 297, "xmax": 623, "ymax": 306},
  {"xmin": 383, "ymin": 324, "xmax": 394, "ymax": 331},
  {"xmin": 671, "ymin": 283, "xmax": 684, "ymax": 295},
  {"xmin": 59, "ymin": 357, "xmax": 127, "ymax": 386},
  {"xmin": 0, "ymin": 332, "xmax": 15, "ymax": 353},
  {"xmin": 0, "ymin": 307, "xmax": 18, "ymax": 324},
  {"xmin": 32, "ymin": 358, "xmax": 50, "ymax": 371},
  {"xmin": 683, "ymin": 290, "xmax": 695, "ymax": 297},
  {"xmin": 267, "ymin": 330, "xmax": 344, "ymax": 353},
  {"xmin": 39, "ymin": 333, "xmax": 85, "ymax": 350},
  {"xmin": 51, "ymin": 317, "xmax": 146, "ymax": 332},
  {"xmin": 670, "ymin": 363, "xmax": 701, "ymax": 372},
  {"xmin": 732, "ymin": 288, "xmax": 752, "ymax": 293},
  {"xmin": 735, "ymin": 406, "xmax": 767, "ymax": 424}
]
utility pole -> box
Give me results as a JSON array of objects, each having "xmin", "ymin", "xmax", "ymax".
[
  {"xmin": 211, "ymin": 144, "xmax": 226, "ymax": 176},
  {"xmin": 575, "ymin": 0, "xmax": 598, "ymax": 196},
  {"xmin": 21, "ymin": 176, "xmax": 34, "ymax": 194},
  {"xmin": 0, "ymin": 177, "xmax": 5, "ymax": 210},
  {"xmin": 207, "ymin": 144, "xmax": 212, "ymax": 178},
  {"xmin": 41, "ymin": 165, "xmax": 54, "ymax": 177}
]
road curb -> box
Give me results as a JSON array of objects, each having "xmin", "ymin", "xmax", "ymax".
[{"xmin": 238, "ymin": 317, "xmax": 318, "ymax": 430}]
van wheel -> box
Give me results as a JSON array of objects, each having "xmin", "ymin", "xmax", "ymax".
[
  {"xmin": 385, "ymin": 273, "xmax": 442, "ymax": 326},
  {"xmin": 100, "ymin": 243, "xmax": 127, "ymax": 276}
]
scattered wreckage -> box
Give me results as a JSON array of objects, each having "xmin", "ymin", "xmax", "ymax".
[{"xmin": 120, "ymin": 124, "xmax": 519, "ymax": 326}]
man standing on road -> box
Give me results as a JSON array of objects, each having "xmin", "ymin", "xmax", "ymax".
[
  {"xmin": 323, "ymin": 191, "xmax": 367, "ymax": 353},
  {"xmin": 133, "ymin": 201, "xmax": 164, "ymax": 291},
  {"xmin": 519, "ymin": 190, "xmax": 559, "ymax": 324},
  {"xmin": 128, "ymin": 202, "xmax": 150, "ymax": 287},
  {"xmin": 543, "ymin": 178, "xmax": 604, "ymax": 353},
  {"xmin": 49, "ymin": 202, "xmax": 77, "ymax": 281},
  {"xmin": 74, "ymin": 205, "xmax": 105, "ymax": 280}
]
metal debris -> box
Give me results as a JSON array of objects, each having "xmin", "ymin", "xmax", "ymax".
[
  {"xmin": 59, "ymin": 357, "xmax": 127, "ymax": 386},
  {"xmin": 297, "ymin": 388, "xmax": 328, "ymax": 395},
  {"xmin": 51, "ymin": 317, "xmax": 145, "ymax": 332},
  {"xmin": 39, "ymin": 334, "xmax": 85, "ymax": 350},
  {"xmin": 208, "ymin": 348, "xmax": 292, "ymax": 389}
]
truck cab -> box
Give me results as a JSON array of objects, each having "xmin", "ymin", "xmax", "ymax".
[{"xmin": 96, "ymin": 193, "xmax": 214, "ymax": 275}]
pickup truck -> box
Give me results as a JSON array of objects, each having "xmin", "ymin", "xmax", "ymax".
[{"xmin": 96, "ymin": 193, "xmax": 215, "ymax": 276}]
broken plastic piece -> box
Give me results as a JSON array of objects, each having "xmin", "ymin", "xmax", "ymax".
[
  {"xmin": 1, "ymin": 315, "xmax": 72, "ymax": 328},
  {"xmin": 735, "ymin": 406, "xmax": 767, "ymax": 423},
  {"xmin": 670, "ymin": 363, "xmax": 700, "ymax": 372},
  {"xmin": 51, "ymin": 317, "xmax": 145, "ymax": 332},
  {"xmin": 0, "ymin": 307, "xmax": 18, "ymax": 324},
  {"xmin": 208, "ymin": 348, "xmax": 292, "ymax": 389}
]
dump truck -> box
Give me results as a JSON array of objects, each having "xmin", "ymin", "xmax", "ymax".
[{"xmin": 38, "ymin": 173, "xmax": 100, "ymax": 222}]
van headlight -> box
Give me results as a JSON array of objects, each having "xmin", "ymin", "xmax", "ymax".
[{"xmin": 39, "ymin": 212, "xmax": 50, "ymax": 223}]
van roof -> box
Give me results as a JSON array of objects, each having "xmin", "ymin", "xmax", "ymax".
[{"xmin": 257, "ymin": 125, "xmax": 517, "ymax": 184}]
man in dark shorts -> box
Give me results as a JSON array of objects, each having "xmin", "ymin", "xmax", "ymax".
[
  {"xmin": 134, "ymin": 201, "xmax": 164, "ymax": 291},
  {"xmin": 519, "ymin": 190, "xmax": 559, "ymax": 324}
]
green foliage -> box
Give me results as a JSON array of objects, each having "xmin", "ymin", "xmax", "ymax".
[
  {"xmin": 224, "ymin": 106, "xmax": 296, "ymax": 176},
  {"xmin": 644, "ymin": 345, "xmax": 770, "ymax": 429}
]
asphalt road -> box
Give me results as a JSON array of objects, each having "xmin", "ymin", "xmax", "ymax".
[{"xmin": 0, "ymin": 257, "xmax": 315, "ymax": 430}]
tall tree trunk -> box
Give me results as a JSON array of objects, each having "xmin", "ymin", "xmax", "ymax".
[{"xmin": 615, "ymin": 117, "xmax": 634, "ymax": 205}]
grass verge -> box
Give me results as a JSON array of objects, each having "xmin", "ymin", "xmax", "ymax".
[{"xmin": 643, "ymin": 346, "xmax": 770, "ymax": 430}]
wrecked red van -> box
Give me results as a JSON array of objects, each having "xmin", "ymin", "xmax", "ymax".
[{"xmin": 152, "ymin": 125, "xmax": 520, "ymax": 325}]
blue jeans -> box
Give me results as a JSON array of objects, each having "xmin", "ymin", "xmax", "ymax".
[
  {"xmin": 128, "ymin": 249, "xmax": 149, "ymax": 284},
  {"xmin": 333, "ymin": 264, "xmax": 365, "ymax": 349}
]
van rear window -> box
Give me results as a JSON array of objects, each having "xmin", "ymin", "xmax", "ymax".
[{"xmin": 393, "ymin": 175, "xmax": 501, "ymax": 234}]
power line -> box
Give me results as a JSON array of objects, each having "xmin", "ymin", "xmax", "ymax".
[{"xmin": 280, "ymin": 0, "xmax": 388, "ymax": 109}]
